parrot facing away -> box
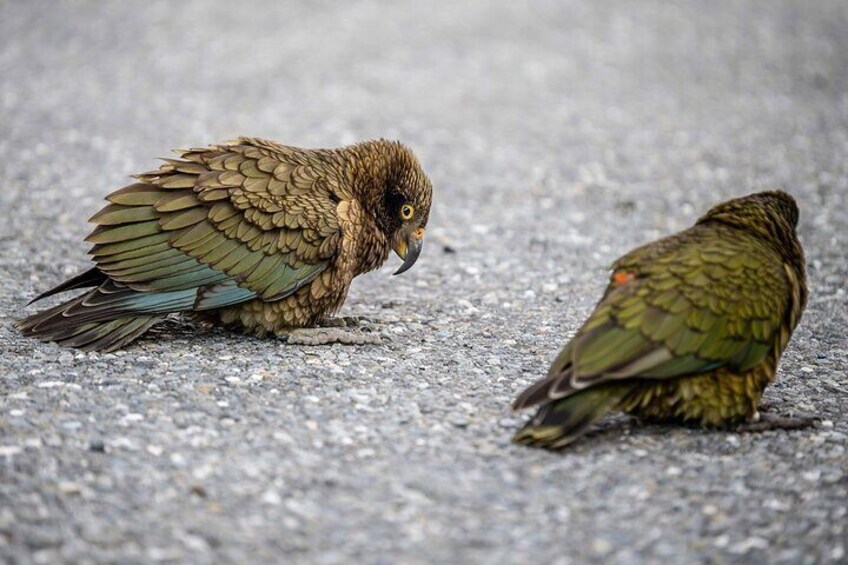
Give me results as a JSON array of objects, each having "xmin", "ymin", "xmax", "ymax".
[
  {"xmin": 18, "ymin": 137, "xmax": 432, "ymax": 352},
  {"xmin": 512, "ymin": 191, "xmax": 810, "ymax": 449}
]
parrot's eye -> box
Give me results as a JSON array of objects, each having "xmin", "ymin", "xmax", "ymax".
[{"xmin": 400, "ymin": 204, "xmax": 415, "ymax": 220}]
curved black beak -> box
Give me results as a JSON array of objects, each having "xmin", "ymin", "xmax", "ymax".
[{"xmin": 393, "ymin": 230, "xmax": 424, "ymax": 275}]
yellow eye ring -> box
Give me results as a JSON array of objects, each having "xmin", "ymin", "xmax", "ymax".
[{"xmin": 400, "ymin": 204, "xmax": 415, "ymax": 220}]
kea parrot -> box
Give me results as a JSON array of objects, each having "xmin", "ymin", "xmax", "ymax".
[
  {"xmin": 18, "ymin": 137, "xmax": 432, "ymax": 351},
  {"xmin": 513, "ymin": 191, "xmax": 811, "ymax": 449}
]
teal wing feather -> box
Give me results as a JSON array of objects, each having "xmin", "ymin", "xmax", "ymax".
[{"xmin": 80, "ymin": 138, "xmax": 343, "ymax": 317}]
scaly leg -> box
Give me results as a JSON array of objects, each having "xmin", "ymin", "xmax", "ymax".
[
  {"xmin": 278, "ymin": 317, "xmax": 381, "ymax": 345},
  {"xmin": 737, "ymin": 409, "xmax": 821, "ymax": 433}
]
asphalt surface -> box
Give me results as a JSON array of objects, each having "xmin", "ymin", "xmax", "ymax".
[{"xmin": 1, "ymin": 1, "xmax": 847, "ymax": 563}]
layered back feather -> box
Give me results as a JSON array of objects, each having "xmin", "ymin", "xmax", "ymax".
[{"xmin": 18, "ymin": 138, "xmax": 352, "ymax": 351}]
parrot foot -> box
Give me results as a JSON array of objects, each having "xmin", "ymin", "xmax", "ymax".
[
  {"xmin": 283, "ymin": 327, "xmax": 383, "ymax": 346},
  {"xmin": 317, "ymin": 316, "xmax": 372, "ymax": 328},
  {"xmin": 736, "ymin": 412, "xmax": 821, "ymax": 433}
]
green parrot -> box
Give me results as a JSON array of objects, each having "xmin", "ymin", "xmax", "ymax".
[
  {"xmin": 18, "ymin": 137, "xmax": 432, "ymax": 352},
  {"xmin": 513, "ymin": 191, "xmax": 810, "ymax": 449}
]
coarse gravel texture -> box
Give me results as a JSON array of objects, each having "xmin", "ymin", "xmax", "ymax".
[{"xmin": 1, "ymin": 1, "xmax": 847, "ymax": 563}]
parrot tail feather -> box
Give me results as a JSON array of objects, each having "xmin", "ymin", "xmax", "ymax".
[
  {"xmin": 512, "ymin": 384, "xmax": 629, "ymax": 449},
  {"xmin": 27, "ymin": 267, "xmax": 107, "ymax": 305},
  {"xmin": 18, "ymin": 286, "xmax": 170, "ymax": 352},
  {"xmin": 512, "ymin": 371, "xmax": 574, "ymax": 410},
  {"xmin": 18, "ymin": 309, "xmax": 161, "ymax": 352}
]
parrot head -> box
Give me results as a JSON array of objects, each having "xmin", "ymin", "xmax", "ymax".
[
  {"xmin": 698, "ymin": 190, "xmax": 801, "ymax": 262},
  {"xmin": 344, "ymin": 139, "xmax": 432, "ymax": 275},
  {"xmin": 383, "ymin": 146, "xmax": 432, "ymax": 275}
]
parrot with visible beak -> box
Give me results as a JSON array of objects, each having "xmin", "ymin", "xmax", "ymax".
[{"xmin": 19, "ymin": 137, "xmax": 432, "ymax": 351}]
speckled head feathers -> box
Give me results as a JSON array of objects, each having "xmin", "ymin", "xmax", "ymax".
[
  {"xmin": 345, "ymin": 139, "xmax": 432, "ymax": 236},
  {"xmin": 698, "ymin": 190, "xmax": 802, "ymax": 263},
  {"xmin": 700, "ymin": 190, "xmax": 798, "ymax": 227},
  {"xmin": 341, "ymin": 139, "xmax": 433, "ymax": 275}
]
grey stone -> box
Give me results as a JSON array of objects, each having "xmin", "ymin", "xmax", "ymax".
[{"xmin": 1, "ymin": 1, "xmax": 846, "ymax": 563}]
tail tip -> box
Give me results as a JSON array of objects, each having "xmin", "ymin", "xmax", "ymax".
[{"xmin": 511, "ymin": 424, "xmax": 582, "ymax": 450}]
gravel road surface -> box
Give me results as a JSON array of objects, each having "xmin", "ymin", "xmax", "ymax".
[{"xmin": 1, "ymin": 1, "xmax": 846, "ymax": 563}]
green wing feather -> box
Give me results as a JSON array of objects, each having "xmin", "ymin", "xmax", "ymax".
[
  {"xmin": 575, "ymin": 226, "xmax": 787, "ymax": 380},
  {"xmin": 86, "ymin": 138, "xmax": 343, "ymax": 307},
  {"xmin": 19, "ymin": 138, "xmax": 347, "ymax": 352},
  {"xmin": 515, "ymin": 225, "xmax": 788, "ymax": 409}
]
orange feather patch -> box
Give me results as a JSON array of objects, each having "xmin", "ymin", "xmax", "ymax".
[{"xmin": 613, "ymin": 271, "xmax": 636, "ymax": 286}]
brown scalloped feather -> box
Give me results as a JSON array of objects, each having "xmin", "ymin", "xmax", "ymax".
[{"xmin": 18, "ymin": 137, "xmax": 433, "ymax": 351}]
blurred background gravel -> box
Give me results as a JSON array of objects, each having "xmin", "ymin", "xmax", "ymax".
[{"xmin": 1, "ymin": 1, "xmax": 846, "ymax": 563}]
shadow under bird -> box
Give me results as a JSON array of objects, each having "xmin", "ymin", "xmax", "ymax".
[
  {"xmin": 18, "ymin": 137, "xmax": 433, "ymax": 352},
  {"xmin": 513, "ymin": 191, "xmax": 812, "ymax": 449}
]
